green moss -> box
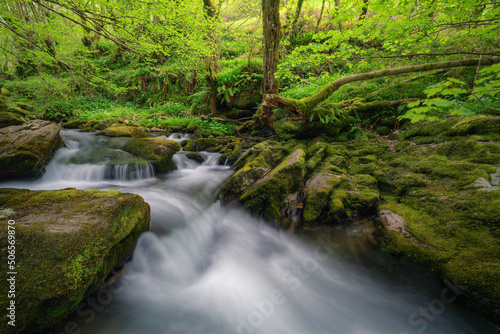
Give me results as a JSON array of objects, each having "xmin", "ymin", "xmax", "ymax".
[
  {"xmin": 0, "ymin": 189, "xmax": 150, "ymax": 333},
  {"xmin": 0, "ymin": 111, "xmax": 25, "ymax": 128},
  {"xmin": 303, "ymin": 172, "xmax": 338, "ymax": 225},
  {"xmin": 1, "ymin": 88, "xmax": 10, "ymax": 96},
  {"xmin": 403, "ymin": 118, "xmax": 456, "ymax": 141},
  {"xmin": 450, "ymin": 115, "xmax": 500, "ymax": 136},
  {"xmin": 376, "ymin": 126, "xmax": 391, "ymax": 136},
  {"xmin": 62, "ymin": 120, "xmax": 85, "ymax": 129},
  {"xmin": 358, "ymin": 155, "xmax": 377, "ymax": 164},
  {"xmin": 184, "ymin": 140, "xmax": 197, "ymax": 151},
  {"xmin": 0, "ymin": 122, "xmax": 62, "ymax": 178},
  {"xmin": 349, "ymin": 160, "xmax": 377, "ymax": 175},
  {"xmin": 98, "ymin": 124, "xmax": 147, "ymax": 138},
  {"xmin": 412, "ymin": 154, "xmax": 495, "ymax": 187},
  {"xmin": 7, "ymin": 106, "xmax": 30, "ymax": 118},
  {"xmin": 0, "ymin": 95, "xmax": 7, "ymax": 112},
  {"xmin": 123, "ymin": 138, "xmax": 181, "ymax": 172},
  {"xmin": 186, "ymin": 122, "xmax": 199, "ymax": 133},
  {"xmin": 16, "ymin": 102, "xmax": 36, "ymax": 111},
  {"xmin": 239, "ymin": 149, "xmax": 306, "ymax": 221},
  {"xmin": 195, "ymin": 138, "xmax": 227, "ymax": 151},
  {"xmin": 305, "ymin": 140, "xmax": 328, "ymax": 174},
  {"xmin": 185, "ymin": 152, "xmax": 205, "ymax": 163},
  {"xmin": 220, "ymin": 155, "xmax": 272, "ymax": 200},
  {"xmin": 435, "ymin": 136, "xmax": 500, "ymax": 165}
]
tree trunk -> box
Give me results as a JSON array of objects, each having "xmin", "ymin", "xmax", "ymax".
[
  {"xmin": 262, "ymin": 57, "xmax": 500, "ymax": 119},
  {"xmin": 289, "ymin": 0, "xmax": 304, "ymax": 43},
  {"xmin": 359, "ymin": 0, "xmax": 369, "ymax": 21},
  {"xmin": 202, "ymin": 0, "xmax": 219, "ymax": 116},
  {"xmin": 315, "ymin": 0, "xmax": 326, "ymax": 33},
  {"xmin": 261, "ymin": 0, "xmax": 282, "ymax": 128}
]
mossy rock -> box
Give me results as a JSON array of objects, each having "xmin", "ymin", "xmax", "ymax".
[
  {"xmin": 0, "ymin": 95, "xmax": 7, "ymax": 112},
  {"xmin": 186, "ymin": 122, "xmax": 199, "ymax": 133},
  {"xmin": 376, "ymin": 126, "xmax": 391, "ymax": 136},
  {"xmin": 403, "ymin": 118, "xmax": 457, "ymax": 141},
  {"xmin": 227, "ymin": 109, "xmax": 254, "ymax": 119},
  {"xmin": 185, "ymin": 152, "xmax": 205, "ymax": 163},
  {"xmin": 411, "ymin": 154, "xmax": 495, "ymax": 187},
  {"xmin": 220, "ymin": 154, "xmax": 273, "ymax": 201},
  {"xmin": 7, "ymin": 106, "xmax": 30, "ymax": 118},
  {"xmin": 0, "ymin": 112, "xmax": 26, "ymax": 128},
  {"xmin": 123, "ymin": 138, "xmax": 181, "ymax": 172},
  {"xmin": 97, "ymin": 124, "xmax": 147, "ymax": 138},
  {"xmin": 62, "ymin": 120, "xmax": 85, "ymax": 129},
  {"xmin": 0, "ymin": 120, "xmax": 62, "ymax": 179},
  {"xmin": 232, "ymin": 89, "xmax": 261, "ymax": 110},
  {"xmin": 16, "ymin": 102, "xmax": 36, "ymax": 111},
  {"xmin": 1, "ymin": 88, "xmax": 10, "ymax": 96},
  {"xmin": 184, "ymin": 140, "xmax": 197, "ymax": 152},
  {"xmin": 240, "ymin": 148, "xmax": 306, "ymax": 221},
  {"xmin": 195, "ymin": 138, "xmax": 227, "ymax": 151},
  {"xmin": 305, "ymin": 140, "xmax": 329, "ymax": 174},
  {"xmin": 377, "ymin": 197, "xmax": 500, "ymax": 322},
  {"xmin": 435, "ymin": 136, "xmax": 500, "ymax": 165},
  {"xmin": 303, "ymin": 172, "xmax": 347, "ymax": 226},
  {"xmin": 274, "ymin": 116, "xmax": 355, "ymax": 140},
  {"xmin": 0, "ymin": 188, "xmax": 150, "ymax": 333},
  {"xmin": 449, "ymin": 115, "xmax": 500, "ymax": 136}
]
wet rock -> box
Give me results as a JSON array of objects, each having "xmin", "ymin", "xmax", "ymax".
[
  {"xmin": 185, "ymin": 152, "xmax": 206, "ymax": 163},
  {"xmin": 97, "ymin": 124, "xmax": 147, "ymax": 138},
  {"xmin": 303, "ymin": 172, "xmax": 339, "ymax": 226},
  {"xmin": 0, "ymin": 188, "xmax": 150, "ymax": 333},
  {"xmin": 239, "ymin": 148, "xmax": 306, "ymax": 221},
  {"xmin": 123, "ymin": 137, "xmax": 181, "ymax": 172},
  {"xmin": 0, "ymin": 120, "xmax": 62, "ymax": 179}
]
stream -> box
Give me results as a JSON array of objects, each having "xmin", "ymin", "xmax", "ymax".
[{"xmin": 1, "ymin": 129, "xmax": 497, "ymax": 334}]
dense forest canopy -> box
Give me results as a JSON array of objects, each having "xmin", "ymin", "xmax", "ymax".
[{"xmin": 0, "ymin": 0, "xmax": 499, "ymax": 130}]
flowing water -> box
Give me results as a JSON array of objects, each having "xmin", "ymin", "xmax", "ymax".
[{"xmin": 1, "ymin": 130, "xmax": 498, "ymax": 334}]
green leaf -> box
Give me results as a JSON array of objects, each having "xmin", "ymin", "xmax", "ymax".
[
  {"xmin": 407, "ymin": 100, "xmax": 421, "ymax": 108},
  {"xmin": 424, "ymin": 86, "xmax": 443, "ymax": 97},
  {"xmin": 447, "ymin": 78, "xmax": 466, "ymax": 85}
]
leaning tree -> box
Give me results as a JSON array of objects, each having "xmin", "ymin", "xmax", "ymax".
[{"xmin": 258, "ymin": 0, "xmax": 500, "ymax": 128}]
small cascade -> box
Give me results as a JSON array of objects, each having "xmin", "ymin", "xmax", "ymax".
[
  {"xmin": 200, "ymin": 152, "xmax": 221, "ymax": 166},
  {"xmin": 45, "ymin": 162, "xmax": 155, "ymax": 182},
  {"xmin": 111, "ymin": 163, "xmax": 155, "ymax": 181},
  {"xmin": 63, "ymin": 138, "xmax": 79, "ymax": 150},
  {"xmin": 159, "ymin": 133, "xmax": 194, "ymax": 142},
  {"xmin": 173, "ymin": 154, "xmax": 201, "ymax": 170}
]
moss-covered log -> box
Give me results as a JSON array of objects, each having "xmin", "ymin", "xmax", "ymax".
[{"xmin": 263, "ymin": 57, "xmax": 500, "ymax": 118}]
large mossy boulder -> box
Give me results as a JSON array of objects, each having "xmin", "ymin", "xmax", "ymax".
[
  {"xmin": 240, "ymin": 148, "xmax": 306, "ymax": 221},
  {"xmin": 221, "ymin": 142, "xmax": 306, "ymax": 222},
  {"xmin": 0, "ymin": 188, "xmax": 151, "ymax": 333},
  {"xmin": 0, "ymin": 120, "xmax": 62, "ymax": 179},
  {"xmin": 123, "ymin": 138, "xmax": 181, "ymax": 172},
  {"xmin": 232, "ymin": 89, "xmax": 261, "ymax": 110},
  {"xmin": 97, "ymin": 124, "xmax": 147, "ymax": 138},
  {"xmin": 371, "ymin": 117, "xmax": 500, "ymax": 321}
]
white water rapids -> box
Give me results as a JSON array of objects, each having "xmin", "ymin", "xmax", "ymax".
[{"xmin": 1, "ymin": 130, "xmax": 497, "ymax": 334}]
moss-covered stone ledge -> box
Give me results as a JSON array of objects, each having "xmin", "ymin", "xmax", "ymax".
[
  {"xmin": 0, "ymin": 120, "xmax": 62, "ymax": 179},
  {"xmin": 123, "ymin": 138, "xmax": 181, "ymax": 172},
  {"xmin": 371, "ymin": 116, "xmax": 500, "ymax": 322},
  {"xmin": 0, "ymin": 188, "xmax": 150, "ymax": 333},
  {"xmin": 97, "ymin": 124, "xmax": 147, "ymax": 138}
]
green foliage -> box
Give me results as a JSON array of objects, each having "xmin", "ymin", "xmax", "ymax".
[
  {"xmin": 216, "ymin": 57, "xmax": 263, "ymax": 107},
  {"xmin": 400, "ymin": 64, "xmax": 500, "ymax": 123}
]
